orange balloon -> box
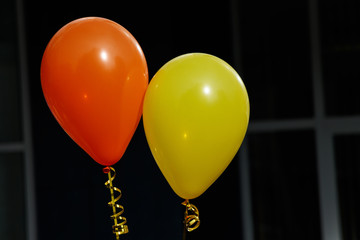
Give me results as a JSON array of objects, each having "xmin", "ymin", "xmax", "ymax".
[{"xmin": 40, "ymin": 17, "xmax": 148, "ymax": 166}]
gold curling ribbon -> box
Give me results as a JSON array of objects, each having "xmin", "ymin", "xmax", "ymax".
[
  {"xmin": 103, "ymin": 167, "xmax": 129, "ymax": 239},
  {"xmin": 182, "ymin": 200, "xmax": 200, "ymax": 232}
]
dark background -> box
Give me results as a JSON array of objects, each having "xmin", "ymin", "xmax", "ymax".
[{"xmin": 2, "ymin": 0, "xmax": 360, "ymax": 240}]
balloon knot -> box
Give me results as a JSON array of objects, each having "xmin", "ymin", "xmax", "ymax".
[{"xmin": 103, "ymin": 167, "xmax": 111, "ymax": 174}]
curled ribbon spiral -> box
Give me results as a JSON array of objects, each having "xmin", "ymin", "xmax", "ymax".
[
  {"xmin": 182, "ymin": 200, "xmax": 200, "ymax": 232},
  {"xmin": 103, "ymin": 167, "xmax": 129, "ymax": 239}
]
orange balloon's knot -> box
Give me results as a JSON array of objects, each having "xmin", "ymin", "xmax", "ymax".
[
  {"xmin": 105, "ymin": 167, "xmax": 128, "ymax": 239},
  {"xmin": 182, "ymin": 200, "xmax": 200, "ymax": 232},
  {"xmin": 103, "ymin": 167, "xmax": 111, "ymax": 174}
]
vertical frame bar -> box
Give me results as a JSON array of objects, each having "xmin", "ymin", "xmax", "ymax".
[
  {"xmin": 308, "ymin": 0, "xmax": 341, "ymax": 239},
  {"xmin": 238, "ymin": 140, "xmax": 254, "ymax": 240},
  {"xmin": 16, "ymin": 0, "xmax": 38, "ymax": 240}
]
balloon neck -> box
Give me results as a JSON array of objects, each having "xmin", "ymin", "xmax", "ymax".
[{"xmin": 182, "ymin": 199, "xmax": 189, "ymax": 206}]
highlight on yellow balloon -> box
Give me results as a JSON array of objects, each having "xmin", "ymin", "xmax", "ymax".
[{"xmin": 143, "ymin": 53, "xmax": 250, "ymax": 232}]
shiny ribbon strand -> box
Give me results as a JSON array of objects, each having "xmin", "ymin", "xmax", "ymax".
[
  {"xmin": 104, "ymin": 167, "xmax": 129, "ymax": 239},
  {"xmin": 182, "ymin": 200, "xmax": 200, "ymax": 232}
]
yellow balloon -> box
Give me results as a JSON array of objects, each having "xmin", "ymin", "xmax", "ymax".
[{"xmin": 143, "ymin": 53, "xmax": 250, "ymax": 199}]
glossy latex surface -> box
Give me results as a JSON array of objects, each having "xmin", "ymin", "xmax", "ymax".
[
  {"xmin": 143, "ymin": 53, "xmax": 249, "ymax": 199},
  {"xmin": 41, "ymin": 17, "xmax": 148, "ymax": 166}
]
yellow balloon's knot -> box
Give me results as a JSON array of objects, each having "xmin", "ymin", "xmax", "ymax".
[
  {"xmin": 104, "ymin": 167, "xmax": 129, "ymax": 239},
  {"xmin": 182, "ymin": 200, "xmax": 200, "ymax": 232}
]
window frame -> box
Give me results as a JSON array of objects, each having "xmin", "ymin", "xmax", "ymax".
[{"xmin": 230, "ymin": 0, "xmax": 353, "ymax": 239}]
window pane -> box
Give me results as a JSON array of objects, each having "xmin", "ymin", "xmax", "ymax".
[
  {"xmin": 334, "ymin": 134, "xmax": 360, "ymax": 240},
  {"xmin": 248, "ymin": 130, "xmax": 321, "ymax": 240},
  {"xmin": 0, "ymin": 0, "xmax": 22, "ymax": 142},
  {"xmin": 0, "ymin": 152, "xmax": 26, "ymax": 240},
  {"xmin": 239, "ymin": 1, "xmax": 313, "ymax": 119},
  {"xmin": 319, "ymin": 0, "xmax": 360, "ymax": 116}
]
